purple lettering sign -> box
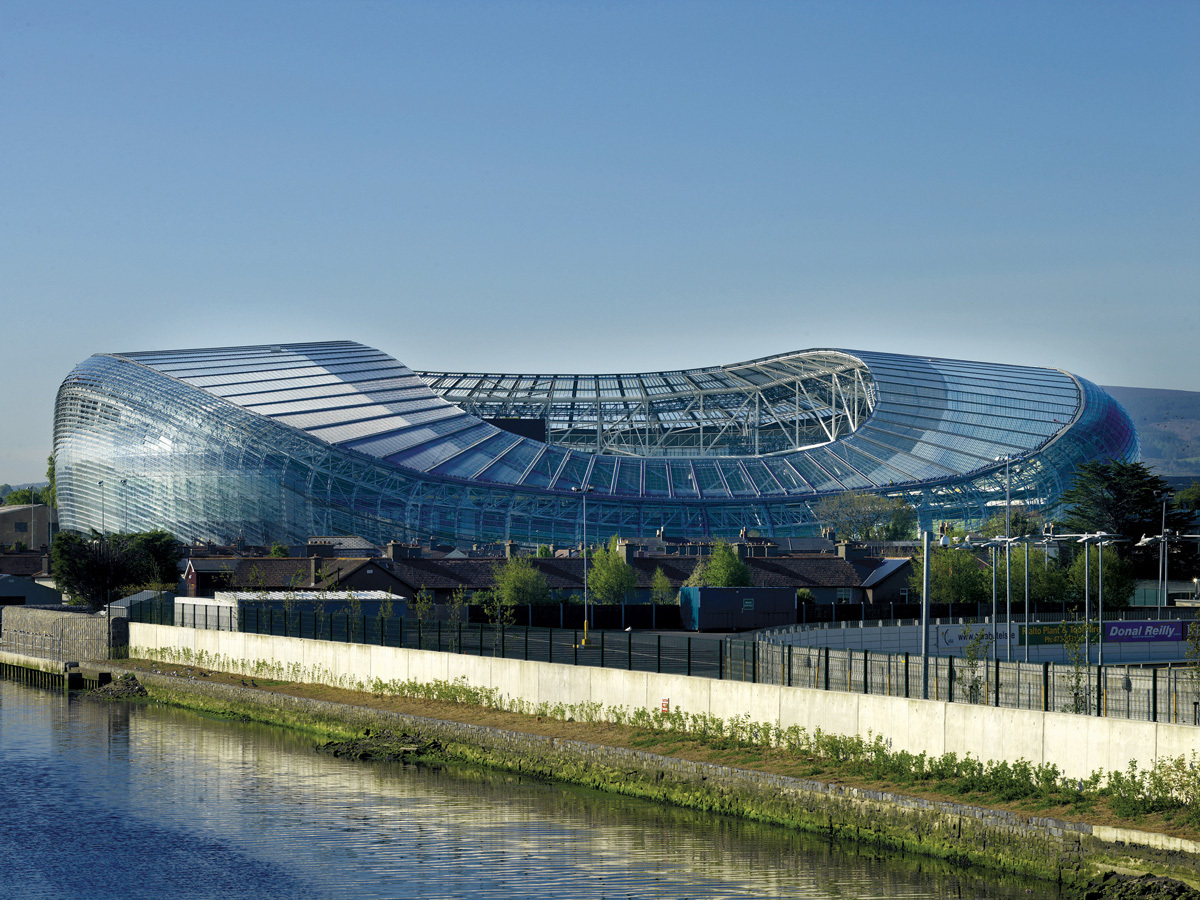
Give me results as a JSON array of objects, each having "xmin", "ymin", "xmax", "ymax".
[{"xmin": 1103, "ymin": 621, "xmax": 1185, "ymax": 643}]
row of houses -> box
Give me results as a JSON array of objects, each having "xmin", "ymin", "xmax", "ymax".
[{"xmin": 183, "ymin": 538, "xmax": 915, "ymax": 606}]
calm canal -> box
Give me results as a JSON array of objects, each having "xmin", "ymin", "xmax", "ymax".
[{"xmin": 0, "ymin": 679, "xmax": 1061, "ymax": 899}]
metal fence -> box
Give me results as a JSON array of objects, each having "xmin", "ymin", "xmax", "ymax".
[{"xmin": 130, "ymin": 600, "xmax": 1200, "ymax": 727}]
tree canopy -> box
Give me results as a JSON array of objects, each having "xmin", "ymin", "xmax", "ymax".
[
  {"xmin": 1058, "ymin": 461, "xmax": 1195, "ymax": 578},
  {"xmin": 51, "ymin": 530, "xmax": 179, "ymax": 607},
  {"xmin": 685, "ymin": 539, "xmax": 752, "ymax": 588},
  {"xmin": 490, "ymin": 556, "xmax": 550, "ymax": 608},
  {"xmin": 587, "ymin": 536, "xmax": 637, "ymax": 604},
  {"xmin": 811, "ymin": 491, "xmax": 914, "ymax": 541}
]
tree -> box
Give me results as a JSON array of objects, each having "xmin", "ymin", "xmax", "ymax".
[
  {"xmin": 1178, "ymin": 480, "xmax": 1200, "ymax": 513},
  {"xmin": 126, "ymin": 529, "xmax": 184, "ymax": 586},
  {"xmin": 51, "ymin": 532, "xmax": 146, "ymax": 607},
  {"xmin": 908, "ymin": 547, "xmax": 989, "ymax": 606},
  {"xmin": 1068, "ymin": 544, "xmax": 1135, "ymax": 609},
  {"xmin": 1059, "ymin": 461, "xmax": 1195, "ymax": 579},
  {"xmin": 588, "ymin": 536, "xmax": 637, "ymax": 605},
  {"xmin": 269, "ymin": 542, "xmax": 290, "ymax": 558},
  {"xmin": 44, "ymin": 454, "xmax": 57, "ymax": 508},
  {"xmin": 488, "ymin": 557, "xmax": 549, "ymax": 623},
  {"xmin": 812, "ymin": 491, "xmax": 914, "ymax": 541},
  {"xmin": 650, "ymin": 567, "xmax": 674, "ymax": 605},
  {"xmin": 978, "ymin": 504, "xmax": 1044, "ymax": 539},
  {"xmin": 687, "ymin": 539, "xmax": 752, "ymax": 588},
  {"xmin": 992, "ymin": 545, "xmax": 1071, "ymax": 609},
  {"xmin": 536, "ymin": 544, "xmax": 553, "ymax": 558}
]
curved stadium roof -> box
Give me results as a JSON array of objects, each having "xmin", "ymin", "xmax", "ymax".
[{"xmin": 54, "ymin": 341, "xmax": 1137, "ymax": 547}]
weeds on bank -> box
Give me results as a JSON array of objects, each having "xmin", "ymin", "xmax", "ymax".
[{"xmin": 130, "ymin": 647, "xmax": 1200, "ymax": 827}]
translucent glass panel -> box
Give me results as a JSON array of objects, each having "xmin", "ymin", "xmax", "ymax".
[{"xmin": 55, "ymin": 344, "xmax": 1137, "ymax": 550}]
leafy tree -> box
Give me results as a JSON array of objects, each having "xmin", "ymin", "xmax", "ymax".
[
  {"xmin": 978, "ymin": 504, "xmax": 1044, "ymax": 539},
  {"xmin": 536, "ymin": 544, "xmax": 553, "ymax": 558},
  {"xmin": 1059, "ymin": 461, "xmax": 1196, "ymax": 579},
  {"xmin": 51, "ymin": 533, "xmax": 146, "ymax": 607},
  {"xmin": 650, "ymin": 567, "xmax": 674, "ymax": 605},
  {"xmin": 812, "ymin": 491, "xmax": 915, "ymax": 541},
  {"xmin": 687, "ymin": 540, "xmax": 752, "ymax": 588},
  {"xmin": 883, "ymin": 503, "xmax": 917, "ymax": 540},
  {"xmin": 992, "ymin": 545, "xmax": 1071, "ymax": 608},
  {"xmin": 269, "ymin": 542, "xmax": 290, "ymax": 558},
  {"xmin": 1060, "ymin": 461, "xmax": 1189, "ymax": 539},
  {"xmin": 126, "ymin": 529, "xmax": 184, "ymax": 585},
  {"xmin": 0, "ymin": 484, "xmax": 10, "ymax": 500},
  {"xmin": 1068, "ymin": 544, "xmax": 1135, "ymax": 609},
  {"xmin": 44, "ymin": 454, "xmax": 57, "ymax": 508},
  {"xmin": 489, "ymin": 557, "xmax": 549, "ymax": 622},
  {"xmin": 908, "ymin": 547, "xmax": 989, "ymax": 606},
  {"xmin": 4, "ymin": 487, "xmax": 38, "ymax": 506},
  {"xmin": 588, "ymin": 536, "xmax": 637, "ymax": 605},
  {"xmin": 1178, "ymin": 480, "xmax": 1200, "ymax": 513}
]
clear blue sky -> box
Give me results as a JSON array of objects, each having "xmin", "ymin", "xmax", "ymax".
[{"xmin": 2, "ymin": 1, "xmax": 1197, "ymax": 483}]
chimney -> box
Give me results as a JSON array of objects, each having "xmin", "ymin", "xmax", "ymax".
[
  {"xmin": 504, "ymin": 540, "xmax": 517, "ymax": 559},
  {"xmin": 386, "ymin": 541, "xmax": 419, "ymax": 560}
]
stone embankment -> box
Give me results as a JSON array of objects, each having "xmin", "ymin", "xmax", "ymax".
[{"xmin": 98, "ymin": 667, "xmax": 1200, "ymax": 900}]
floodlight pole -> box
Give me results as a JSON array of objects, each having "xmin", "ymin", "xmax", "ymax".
[
  {"xmin": 573, "ymin": 485, "xmax": 595, "ymax": 629},
  {"xmin": 98, "ymin": 480, "xmax": 106, "ymax": 535},
  {"xmin": 1024, "ymin": 539, "xmax": 1031, "ymax": 662},
  {"xmin": 921, "ymin": 529, "xmax": 931, "ymax": 699}
]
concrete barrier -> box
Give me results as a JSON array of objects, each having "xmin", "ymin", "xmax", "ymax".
[{"xmin": 129, "ymin": 623, "xmax": 1200, "ymax": 781}]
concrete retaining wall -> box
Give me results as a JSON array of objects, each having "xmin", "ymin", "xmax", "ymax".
[{"xmin": 129, "ymin": 623, "xmax": 1200, "ymax": 781}]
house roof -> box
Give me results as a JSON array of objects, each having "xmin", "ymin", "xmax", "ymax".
[
  {"xmin": 0, "ymin": 555, "xmax": 45, "ymax": 577},
  {"xmin": 229, "ymin": 558, "xmax": 316, "ymax": 589},
  {"xmin": 858, "ymin": 557, "xmax": 911, "ymax": 589}
]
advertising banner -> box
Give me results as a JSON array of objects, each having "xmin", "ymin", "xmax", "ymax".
[
  {"xmin": 937, "ymin": 623, "xmax": 1022, "ymax": 650},
  {"xmin": 1024, "ymin": 622, "xmax": 1099, "ymax": 647},
  {"xmin": 1103, "ymin": 621, "xmax": 1185, "ymax": 643}
]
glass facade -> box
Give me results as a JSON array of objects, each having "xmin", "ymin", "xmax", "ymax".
[{"xmin": 54, "ymin": 342, "xmax": 1138, "ymax": 547}]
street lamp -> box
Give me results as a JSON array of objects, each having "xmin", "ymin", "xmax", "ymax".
[
  {"xmin": 121, "ymin": 478, "xmax": 128, "ymax": 532},
  {"xmin": 572, "ymin": 485, "xmax": 595, "ymax": 631},
  {"xmin": 98, "ymin": 480, "xmax": 106, "ymax": 535},
  {"xmin": 1138, "ymin": 529, "xmax": 1200, "ymax": 607}
]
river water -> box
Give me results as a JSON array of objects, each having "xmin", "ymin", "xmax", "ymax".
[{"xmin": 0, "ymin": 679, "xmax": 1061, "ymax": 899}]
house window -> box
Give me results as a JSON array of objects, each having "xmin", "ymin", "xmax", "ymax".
[
  {"xmin": 14, "ymin": 522, "xmax": 28, "ymax": 533},
  {"xmin": 898, "ymin": 588, "xmax": 909, "ymax": 602},
  {"xmin": 836, "ymin": 587, "xmax": 852, "ymax": 603}
]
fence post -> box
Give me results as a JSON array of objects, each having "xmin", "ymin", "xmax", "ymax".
[
  {"xmin": 823, "ymin": 646, "xmax": 830, "ymax": 691},
  {"xmin": 1152, "ymin": 667, "xmax": 1158, "ymax": 722},
  {"xmin": 657, "ymin": 635, "xmax": 662, "ymax": 674},
  {"xmin": 628, "ymin": 631, "xmax": 633, "ymax": 671},
  {"xmin": 479, "ymin": 623, "xmax": 484, "ymax": 656},
  {"xmin": 548, "ymin": 628, "xmax": 553, "ymax": 664},
  {"xmin": 1042, "ymin": 661, "xmax": 1050, "ymax": 713},
  {"xmin": 438, "ymin": 620, "xmax": 442, "ymax": 652},
  {"xmin": 787, "ymin": 644, "xmax": 792, "ymax": 687},
  {"xmin": 947, "ymin": 657, "xmax": 954, "ymax": 703},
  {"xmin": 863, "ymin": 649, "xmax": 869, "ymax": 694},
  {"xmin": 524, "ymin": 626, "xmax": 528, "ymax": 661},
  {"xmin": 904, "ymin": 651, "xmax": 910, "ymax": 698},
  {"xmin": 719, "ymin": 638, "xmax": 724, "ymax": 681},
  {"xmin": 687, "ymin": 637, "xmax": 692, "ymax": 677},
  {"xmin": 501, "ymin": 625, "xmax": 505, "ymax": 659},
  {"xmin": 994, "ymin": 658, "xmax": 1000, "ymax": 707},
  {"xmin": 600, "ymin": 631, "xmax": 605, "ymax": 668},
  {"xmin": 1096, "ymin": 664, "xmax": 1103, "ymax": 717}
]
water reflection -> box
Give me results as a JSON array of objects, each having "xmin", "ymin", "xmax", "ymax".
[{"xmin": 0, "ymin": 680, "xmax": 1058, "ymax": 899}]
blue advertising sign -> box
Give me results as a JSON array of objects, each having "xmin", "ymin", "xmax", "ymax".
[{"xmin": 1103, "ymin": 621, "xmax": 1185, "ymax": 643}]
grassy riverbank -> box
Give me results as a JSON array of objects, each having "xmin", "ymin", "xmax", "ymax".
[{"xmin": 111, "ymin": 658, "xmax": 1200, "ymax": 898}]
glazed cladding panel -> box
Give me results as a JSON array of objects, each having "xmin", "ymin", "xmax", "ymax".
[{"xmin": 53, "ymin": 343, "xmax": 1138, "ymax": 548}]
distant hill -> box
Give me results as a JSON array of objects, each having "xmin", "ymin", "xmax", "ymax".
[{"xmin": 1103, "ymin": 386, "xmax": 1200, "ymax": 484}]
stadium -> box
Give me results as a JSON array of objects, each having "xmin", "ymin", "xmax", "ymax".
[{"xmin": 53, "ymin": 342, "xmax": 1138, "ymax": 548}]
